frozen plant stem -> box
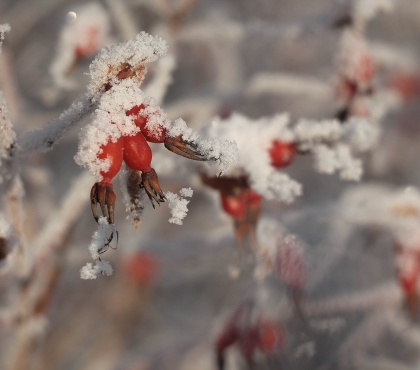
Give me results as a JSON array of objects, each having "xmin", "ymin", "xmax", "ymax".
[
  {"xmin": 6, "ymin": 172, "xmax": 93, "ymax": 370},
  {"xmin": 16, "ymin": 95, "xmax": 96, "ymax": 158}
]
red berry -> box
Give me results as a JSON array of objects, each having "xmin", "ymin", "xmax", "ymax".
[
  {"xmin": 126, "ymin": 105, "xmax": 166, "ymax": 143},
  {"xmin": 126, "ymin": 105, "xmax": 144, "ymax": 116},
  {"xmin": 390, "ymin": 73, "xmax": 420, "ymax": 101},
  {"xmin": 355, "ymin": 53, "xmax": 375, "ymax": 85},
  {"xmin": 122, "ymin": 252, "xmax": 158, "ymax": 286},
  {"xmin": 397, "ymin": 252, "xmax": 419, "ymax": 298},
  {"xmin": 74, "ymin": 27, "xmax": 100, "ymax": 59},
  {"xmin": 221, "ymin": 194, "xmax": 247, "ymax": 221},
  {"xmin": 268, "ymin": 141, "xmax": 296, "ymax": 169},
  {"xmin": 122, "ymin": 132, "xmax": 153, "ymax": 172},
  {"xmin": 98, "ymin": 136, "xmax": 124, "ymax": 182},
  {"xmin": 258, "ymin": 321, "xmax": 281, "ymax": 352},
  {"xmin": 216, "ymin": 324, "xmax": 238, "ymax": 353},
  {"xmin": 401, "ymin": 274, "xmax": 417, "ymax": 298},
  {"xmin": 245, "ymin": 189, "xmax": 262, "ymax": 205}
]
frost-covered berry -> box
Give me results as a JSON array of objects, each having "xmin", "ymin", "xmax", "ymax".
[{"xmin": 268, "ymin": 140, "xmax": 296, "ymax": 169}]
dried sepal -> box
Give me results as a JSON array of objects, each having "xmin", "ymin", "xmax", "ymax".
[{"xmin": 120, "ymin": 166, "xmax": 146, "ymax": 228}]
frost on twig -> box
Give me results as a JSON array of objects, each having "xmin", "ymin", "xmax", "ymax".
[
  {"xmin": 0, "ymin": 91, "xmax": 16, "ymax": 184},
  {"xmin": 33, "ymin": 172, "xmax": 92, "ymax": 263},
  {"xmin": 0, "ymin": 27, "xmax": 17, "ymax": 184},
  {"xmin": 165, "ymin": 187, "xmax": 193, "ymax": 225},
  {"xmin": 0, "ymin": 91, "xmax": 15, "ymax": 159},
  {"xmin": 203, "ymin": 112, "xmax": 377, "ymax": 203},
  {"xmin": 255, "ymin": 218, "xmax": 305, "ymax": 286},
  {"xmin": 75, "ymin": 78, "xmax": 173, "ymax": 179},
  {"xmin": 202, "ymin": 113, "xmax": 300, "ymax": 203},
  {"xmin": 87, "ymin": 31, "xmax": 168, "ymax": 97},
  {"xmin": 353, "ymin": 0, "xmax": 394, "ymax": 21},
  {"xmin": 295, "ymin": 116, "xmax": 379, "ymax": 181},
  {"xmin": 167, "ymin": 118, "xmax": 239, "ymax": 176},
  {"xmin": 119, "ymin": 165, "xmax": 146, "ymax": 228},
  {"xmin": 312, "ymin": 144, "xmax": 362, "ymax": 181},
  {"xmin": 340, "ymin": 184, "xmax": 420, "ymax": 250},
  {"xmin": 75, "ymin": 31, "xmax": 238, "ymax": 180},
  {"xmin": 371, "ymin": 42, "xmax": 418, "ymax": 72},
  {"xmin": 80, "ymin": 260, "xmax": 113, "ymax": 280},
  {"xmin": 0, "ymin": 24, "xmax": 10, "ymax": 55},
  {"xmin": 80, "ymin": 217, "xmax": 114, "ymax": 279},
  {"xmin": 144, "ymin": 54, "xmax": 176, "ymax": 105},
  {"xmin": 0, "ymin": 23, "xmax": 97, "ymax": 159},
  {"xmin": 0, "ymin": 214, "xmax": 12, "ymax": 263},
  {"xmin": 17, "ymin": 95, "xmax": 95, "ymax": 157},
  {"xmin": 246, "ymin": 72, "xmax": 333, "ymax": 100}
]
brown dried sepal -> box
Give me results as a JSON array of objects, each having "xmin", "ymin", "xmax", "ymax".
[
  {"xmin": 200, "ymin": 174, "xmax": 248, "ymax": 197},
  {"xmin": 164, "ymin": 135, "xmax": 208, "ymax": 161},
  {"xmin": 104, "ymin": 63, "xmax": 147, "ymax": 91},
  {"xmin": 0, "ymin": 238, "xmax": 7, "ymax": 261}
]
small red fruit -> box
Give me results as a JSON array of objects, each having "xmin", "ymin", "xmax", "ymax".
[
  {"xmin": 355, "ymin": 53, "xmax": 375, "ymax": 85},
  {"xmin": 122, "ymin": 132, "xmax": 153, "ymax": 172},
  {"xmin": 221, "ymin": 193, "xmax": 247, "ymax": 221},
  {"xmin": 122, "ymin": 252, "xmax": 158, "ymax": 285},
  {"xmin": 98, "ymin": 136, "xmax": 124, "ymax": 182},
  {"xmin": 75, "ymin": 27, "xmax": 100, "ymax": 59},
  {"xmin": 268, "ymin": 141, "xmax": 296, "ymax": 169},
  {"xmin": 126, "ymin": 104, "xmax": 166, "ymax": 143},
  {"xmin": 390, "ymin": 73, "xmax": 420, "ymax": 101},
  {"xmin": 258, "ymin": 320, "xmax": 281, "ymax": 352}
]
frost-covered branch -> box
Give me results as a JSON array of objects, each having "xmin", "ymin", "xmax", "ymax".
[
  {"xmin": 308, "ymin": 283, "xmax": 401, "ymax": 316},
  {"xmin": 340, "ymin": 184, "xmax": 420, "ymax": 249},
  {"xmin": 32, "ymin": 171, "xmax": 92, "ymax": 266},
  {"xmin": 144, "ymin": 54, "xmax": 176, "ymax": 105},
  {"xmin": 0, "ymin": 91, "xmax": 16, "ymax": 175},
  {"xmin": 202, "ymin": 112, "xmax": 378, "ymax": 205},
  {"xmin": 16, "ymin": 95, "xmax": 95, "ymax": 158},
  {"xmin": 80, "ymin": 216, "xmax": 114, "ymax": 279},
  {"xmin": 0, "ymin": 24, "xmax": 10, "ymax": 55},
  {"xmin": 246, "ymin": 73, "xmax": 333, "ymax": 100}
]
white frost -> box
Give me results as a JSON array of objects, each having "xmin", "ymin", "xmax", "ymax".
[
  {"xmin": 80, "ymin": 217, "xmax": 114, "ymax": 280},
  {"xmin": 180, "ymin": 187, "xmax": 193, "ymax": 197},
  {"xmin": 0, "ymin": 24, "xmax": 10, "ymax": 55},
  {"xmin": 0, "ymin": 91, "xmax": 16, "ymax": 166},
  {"xmin": 88, "ymin": 31, "xmax": 168, "ymax": 95},
  {"xmin": 344, "ymin": 117, "xmax": 380, "ymax": 152},
  {"xmin": 0, "ymin": 214, "xmax": 11, "ymax": 239},
  {"xmin": 354, "ymin": 0, "xmax": 394, "ymax": 20},
  {"xmin": 203, "ymin": 112, "xmax": 298, "ymax": 202},
  {"xmin": 80, "ymin": 260, "xmax": 113, "ymax": 280},
  {"xmin": 313, "ymin": 144, "xmax": 362, "ymax": 181},
  {"xmin": 340, "ymin": 185, "xmax": 420, "ymax": 250},
  {"xmin": 165, "ymin": 188, "xmax": 193, "ymax": 225}
]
